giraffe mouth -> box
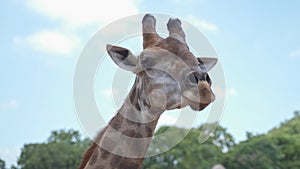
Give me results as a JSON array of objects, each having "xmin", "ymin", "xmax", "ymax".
[
  {"xmin": 184, "ymin": 97, "xmax": 210, "ymax": 111},
  {"xmin": 183, "ymin": 89, "xmax": 215, "ymax": 106},
  {"xmin": 189, "ymin": 102, "xmax": 209, "ymax": 111}
]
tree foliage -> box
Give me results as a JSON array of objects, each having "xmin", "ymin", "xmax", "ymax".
[
  {"xmin": 143, "ymin": 125, "xmax": 234, "ymax": 169},
  {"xmin": 224, "ymin": 113, "xmax": 300, "ymax": 169},
  {"xmin": 10, "ymin": 165, "xmax": 18, "ymax": 169},
  {"xmin": 0, "ymin": 158, "xmax": 5, "ymax": 169},
  {"xmin": 224, "ymin": 135, "xmax": 283, "ymax": 169},
  {"xmin": 17, "ymin": 129, "xmax": 90, "ymax": 169},
  {"xmin": 7, "ymin": 111, "xmax": 300, "ymax": 169}
]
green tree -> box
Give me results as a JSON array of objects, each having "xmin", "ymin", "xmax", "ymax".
[
  {"xmin": 225, "ymin": 113, "xmax": 300, "ymax": 169},
  {"xmin": 269, "ymin": 113, "xmax": 300, "ymax": 136},
  {"xmin": 47, "ymin": 130, "xmax": 81, "ymax": 143},
  {"xmin": 268, "ymin": 114, "xmax": 300, "ymax": 168},
  {"xmin": 205, "ymin": 125, "xmax": 235, "ymax": 152},
  {"xmin": 246, "ymin": 131, "xmax": 254, "ymax": 139},
  {"xmin": 273, "ymin": 135, "xmax": 300, "ymax": 168},
  {"xmin": 143, "ymin": 124, "xmax": 234, "ymax": 169},
  {"xmin": 0, "ymin": 158, "xmax": 5, "ymax": 169},
  {"xmin": 224, "ymin": 135, "xmax": 283, "ymax": 169},
  {"xmin": 10, "ymin": 165, "xmax": 18, "ymax": 169},
  {"xmin": 14, "ymin": 111, "xmax": 300, "ymax": 169},
  {"xmin": 294, "ymin": 110, "xmax": 300, "ymax": 117},
  {"xmin": 17, "ymin": 129, "xmax": 90, "ymax": 169}
]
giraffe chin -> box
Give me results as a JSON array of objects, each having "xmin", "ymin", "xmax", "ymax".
[
  {"xmin": 190, "ymin": 103, "xmax": 209, "ymax": 111},
  {"xmin": 184, "ymin": 96, "xmax": 210, "ymax": 111}
]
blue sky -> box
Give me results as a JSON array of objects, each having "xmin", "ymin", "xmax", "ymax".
[{"xmin": 1, "ymin": 0, "xmax": 300, "ymax": 166}]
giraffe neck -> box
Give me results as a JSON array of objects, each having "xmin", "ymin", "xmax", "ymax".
[{"xmin": 79, "ymin": 81, "xmax": 164, "ymax": 169}]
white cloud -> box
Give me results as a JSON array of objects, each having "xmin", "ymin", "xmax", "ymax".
[
  {"xmin": 7, "ymin": 100, "xmax": 17, "ymax": 108},
  {"xmin": 26, "ymin": 0, "xmax": 139, "ymax": 26},
  {"xmin": 289, "ymin": 48, "xmax": 300, "ymax": 58},
  {"xmin": 0, "ymin": 99, "xmax": 18, "ymax": 110},
  {"xmin": 227, "ymin": 87, "xmax": 238, "ymax": 96},
  {"xmin": 13, "ymin": 30, "xmax": 79, "ymax": 56},
  {"xmin": 0, "ymin": 146, "xmax": 21, "ymax": 166},
  {"xmin": 16, "ymin": 0, "xmax": 139, "ymax": 56},
  {"xmin": 186, "ymin": 15, "xmax": 218, "ymax": 32}
]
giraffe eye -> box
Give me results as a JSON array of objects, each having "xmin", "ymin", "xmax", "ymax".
[
  {"xmin": 186, "ymin": 72, "xmax": 199, "ymax": 85},
  {"xmin": 186, "ymin": 72, "xmax": 212, "ymax": 85}
]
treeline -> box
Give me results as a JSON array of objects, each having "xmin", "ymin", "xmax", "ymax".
[
  {"xmin": 144, "ymin": 111, "xmax": 300, "ymax": 169},
  {"xmin": 1, "ymin": 130, "xmax": 90, "ymax": 169},
  {"xmin": 1, "ymin": 111, "xmax": 299, "ymax": 169}
]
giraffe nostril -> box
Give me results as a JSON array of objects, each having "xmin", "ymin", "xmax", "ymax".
[{"xmin": 205, "ymin": 74, "xmax": 211, "ymax": 85}]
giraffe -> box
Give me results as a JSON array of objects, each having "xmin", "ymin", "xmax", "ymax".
[{"xmin": 78, "ymin": 14, "xmax": 218, "ymax": 169}]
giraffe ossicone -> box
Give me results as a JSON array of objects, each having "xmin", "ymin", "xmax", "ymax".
[{"xmin": 78, "ymin": 14, "xmax": 218, "ymax": 169}]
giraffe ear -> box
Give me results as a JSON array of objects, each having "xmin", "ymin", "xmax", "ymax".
[
  {"xmin": 106, "ymin": 44, "xmax": 138, "ymax": 73},
  {"xmin": 197, "ymin": 57, "xmax": 217, "ymax": 72}
]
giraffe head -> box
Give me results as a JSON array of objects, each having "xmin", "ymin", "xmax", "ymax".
[{"xmin": 106, "ymin": 14, "xmax": 217, "ymax": 113}]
